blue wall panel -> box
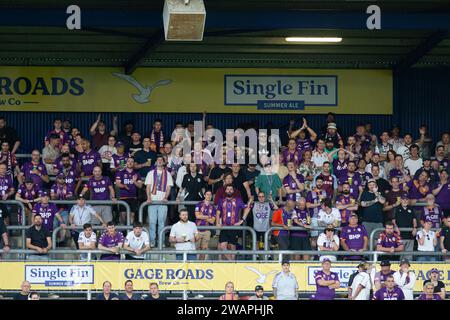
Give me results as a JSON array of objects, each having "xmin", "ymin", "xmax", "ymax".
[{"xmin": 1, "ymin": 68, "xmax": 448, "ymax": 153}]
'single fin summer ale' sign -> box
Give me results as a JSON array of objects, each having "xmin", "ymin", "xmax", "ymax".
[{"xmin": 0, "ymin": 67, "xmax": 392, "ymax": 114}]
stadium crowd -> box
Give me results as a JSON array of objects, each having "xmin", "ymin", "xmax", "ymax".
[{"xmin": 0, "ymin": 113, "xmax": 448, "ymax": 263}]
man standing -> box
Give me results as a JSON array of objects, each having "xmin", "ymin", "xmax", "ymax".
[
  {"xmin": 169, "ymin": 209, "xmax": 199, "ymax": 261},
  {"xmin": 360, "ymin": 179, "xmax": 386, "ymax": 241},
  {"xmin": 393, "ymin": 259, "xmax": 416, "ymax": 300},
  {"xmin": 313, "ymin": 161, "xmax": 338, "ymax": 200},
  {"xmin": 349, "ymin": 262, "xmax": 372, "ymax": 300},
  {"xmin": 272, "ymin": 260, "xmax": 299, "ymax": 300},
  {"xmin": 77, "ymin": 139, "xmax": 102, "ymax": 177},
  {"xmin": 335, "ymin": 182, "xmax": 358, "ymax": 226},
  {"xmin": 312, "ymin": 258, "xmax": 340, "ymax": 300},
  {"xmin": 18, "ymin": 150, "xmax": 50, "ymax": 188},
  {"xmin": 134, "ymin": 137, "xmax": 158, "ymax": 178},
  {"xmin": 255, "ymin": 162, "xmax": 283, "ymax": 203},
  {"xmin": 42, "ymin": 134, "xmax": 61, "ymax": 175},
  {"xmin": 271, "ymin": 200, "xmax": 297, "ymax": 252},
  {"xmin": 145, "ymin": 155, "xmax": 173, "ymax": 247},
  {"xmin": 392, "ymin": 195, "xmax": 417, "ymax": 261},
  {"xmin": 80, "ymin": 166, "xmax": 116, "ymax": 226},
  {"xmin": 194, "ymin": 190, "xmax": 217, "ymax": 260},
  {"xmin": 383, "ymin": 177, "xmax": 404, "ymax": 224}
]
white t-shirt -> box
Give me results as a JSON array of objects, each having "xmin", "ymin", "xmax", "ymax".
[
  {"xmin": 404, "ymin": 158, "xmax": 423, "ymax": 176},
  {"xmin": 351, "ymin": 271, "xmax": 372, "ymax": 300},
  {"xmin": 125, "ymin": 231, "xmax": 150, "ymax": 259},
  {"xmin": 318, "ymin": 208, "xmax": 341, "ymax": 226},
  {"xmin": 272, "ymin": 272, "xmax": 298, "ymax": 300},
  {"xmin": 98, "ymin": 145, "xmax": 117, "ymax": 164},
  {"xmin": 416, "ymin": 229, "xmax": 436, "ymax": 252},
  {"xmin": 78, "ymin": 231, "xmax": 97, "ymax": 247},
  {"xmin": 70, "ymin": 205, "xmax": 98, "ymax": 226},
  {"xmin": 317, "ymin": 233, "xmax": 340, "ymax": 262},
  {"xmin": 311, "ymin": 150, "xmax": 328, "ymax": 168},
  {"xmin": 145, "ymin": 169, "xmax": 174, "ymax": 201},
  {"xmin": 396, "ymin": 145, "xmax": 411, "ymax": 161},
  {"xmin": 169, "ymin": 221, "xmax": 198, "ymax": 251}
]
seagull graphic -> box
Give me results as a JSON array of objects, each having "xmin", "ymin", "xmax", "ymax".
[
  {"xmin": 245, "ymin": 266, "xmax": 279, "ymax": 284},
  {"xmin": 112, "ymin": 72, "xmax": 172, "ymax": 104}
]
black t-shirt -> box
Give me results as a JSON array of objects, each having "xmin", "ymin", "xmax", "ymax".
[
  {"xmin": 144, "ymin": 294, "xmax": 167, "ymax": 300},
  {"xmin": 26, "ymin": 226, "xmax": 51, "ymax": 249},
  {"xmin": 360, "ymin": 191, "xmax": 384, "ymax": 223},
  {"xmin": 13, "ymin": 293, "xmax": 29, "ymax": 300},
  {"xmin": 393, "ymin": 206, "xmax": 416, "ymax": 239},
  {"xmin": 95, "ymin": 293, "xmax": 119, "ymax": 300},
  {"xmin": 0, "ymin": 126, "xmax": 19, "ymax": 149},
  {"xmin": 375, "ymin": 178, "xmax": 391, "ymax": 195},
  {"xmin": 245, "ymin": 167, "xmax": 260, "ymax": 198},
  {"xmin": 134, "ymin": 149, "xmax": 158, "ymax": 177},
  {"xmin": 182, "ymin": 173, "xmax": 207, "ymax": 201},
  {"xmin": 118, "ymin": 293, "xmax": 141, "ymax": 300},
  {"xmin": 423, "ymin": 280, "xmax": 445, "ymax": 294},
  {"xmin": 128, "ymin": 142, "xmax": 143, "ymax": 155},
  {"xmin": 208, "ymin": 166, "xmax": 232, "ymax": 193},
  {"xmin": 441, "ymin": 226, "xmax": 450, "ymax": 250},
  {"xmin": 232, "ymin": 171, "xmax": 249, "ymax": 203}
]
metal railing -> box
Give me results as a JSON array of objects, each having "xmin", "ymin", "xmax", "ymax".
[
  {"xmin": 369, "ymin": 227, "xmax": 442, "ymax": 251},
  {"xmin": 50, "ymin": 200, "xmax": 131, "ymax": 225},
  {"xmin": 157, "ymin": 225, "xmax": 258, "ymax": 260},
  {"xmin": 1, "ymin": 200, "xmax": 27, "ymax": 226},
  {"xmin": 14, "ymin": 154, "xmax": 32, "ymax": 159},
  {"xmin": 51, "ymin": 225, "xmax": 149, "ymax": 250}
]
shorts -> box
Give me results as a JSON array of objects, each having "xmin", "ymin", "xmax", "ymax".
[
  {"xmin": 196, "ymin": 230, "xmax": 211, "ymax": 249},
  {"xmin": 120, "ymin": 198, "xmax": 139, "ymax": 214},
  {"xmin": 219, "ymin": 230, "xmax": 239, "ymax": 246},
  {"xmin": 290, "ymin": 236, "xmax": 312, "ymax": 251}
]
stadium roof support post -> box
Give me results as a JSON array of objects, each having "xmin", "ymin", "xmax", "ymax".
[
  {"xmin": 394, "ymin": 30, "xmax": 448, "ymax": 74},
  {"xmin": 124, "ymin": 29, "xmax": 164, "ymax": 75}
]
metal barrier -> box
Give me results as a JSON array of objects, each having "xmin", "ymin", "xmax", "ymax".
[
  {"xmin": 14, "ymin": 154, "xmax": 32, "ymax": 159},
  {"xmin": 1, "ymin": 200, "xmax": 27, "ymax": 226},
  {"xmin": 158, "ymin": 225, "xmax": 258, "ymax": 260},
  {"xmin": 50, "ymin": 200, "xmax": 131, "ymax": 225},
  {"xmin": 51, "ymin": 225, "xmax": 149, "ymax": 250},
  {"xmin": 5, "ymin": 226, "xmax": 30, "ymax": 253}
]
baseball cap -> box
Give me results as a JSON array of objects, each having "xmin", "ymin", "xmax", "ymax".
[
  {"xmin": 322, "ymin": 258, "xmax": 332, "ymax": 264},
  {"xmin": 255, "ymin": 285, "xmax": 264, "ymax": 291},
  {"xmin": 115, "ymin": 141, "xmax": 124, "ymax": 147},
  {"xmin": 380, "ymin": 260, "xmax": 391, "ymax": 267},
  {"xmin": 399, "ymin": 258, "xmax": 410, "ymax": 266},
  {"xmin": 367, "ymin": 178, "xmax": 376, "ymax": 184},
  {"xmin": 40, "ymin": 191, "xmax": 49, "ymax": 197},
  {"xmin": 400, "ymin": 193, "xmax": 409, "ymax": 200},
  {"xmin": 430, "ymin": 268, "xmax": 439, "ymax": 274},
  {"xmin": 327, "ymin": 123, "xmax": 337, "ymax": 130}
]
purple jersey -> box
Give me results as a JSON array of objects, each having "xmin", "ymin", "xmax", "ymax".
[
  {"xmin": 115, "ymin": 169, "xmax": 141, "ymax": 198},
  {"xmin": 281, "ymin": 149, "xmax": 302, "ymax": 166},
  {"xmin": 377, "ymin": 231, "xmax": 403, "ymax": 249},
  {"xmin": 50, "ymin": 183, "xmax": 73, "ymax": 200},
  {"xmin": 296, "ymin": 138, "xmax": 313, "ymax": 152},
  {"xmin": 306, "ymin": 189, "xmax": 327, "ymax": 218},
  {"xmin": 283, "ymin": 174, "xmax": 305, "ymax": 201},
  {"xmin": 86, "ymin": 176, "xmax": 112, "ymax": 200},
  {"xmin": 0, "ymin": 174, "xmax": 14, "ymax": 197},
  {"xmin": 53, "ymin": 157, "xmax": 77, "ymax": 174},
  {"xmin": 373, "ymin": 286, "xmax": 405, "ymax": 300},
  {"xmin": 421, "ymin": 206, "xmax": 443, "ymax": 228},
  {"xmin": 338, "ymin": 173, "xmax": 361, "ymax": 199},
  {"xmin": 292, "ymin": 208, "xmax": 310, "ymax": 237},
  {"xmin": 355, "ymin": 171, "xmax": 372, "ymax": 188},
  {"xmin": 217, "ymin": 197, "xmax": 247, "ymax": 226},
  {"xmin": 353, "ymin": 133, "xmax": 371, "ymax": 153},
  {"xmin": 32, "ymin": 203, "xmax": 60, "ymax": 232},
  {"xmin": 22, "ymin": 161, "xmax": 48, "ymax": 187},
  {"xmin": 418, "ymin": 293, "xmax": 442, "ymax": 300},
  {"xmin": 435, "ymin": 181, "xmax": 450, "ymax": 210},
  {"xmin": 407, "ymin": 180, "xmax": 431, "ymax": 200},
  {"xmin": 340, "ymin": 224, "xmax": 368, "ymax": 250},
  {"xmin": 98, "ymin": 231, "xmax": 124, "ymax": 260},
  {"xmin": 314, "ymin": 270, "xmax": 339, "ymax": 300},
  {"xmin": 78, "ymin": 150, "xmax": 101, "ymax": 176},
  {"xmin": 374, "ymin": 270, "xmax": 395, "ymax": 287},
  {"xmin": 332, "ymin": 159, "xmax": 348, "ymax": 180},
  {"xmin": 59, "ymin": 169, "xmax": 78, "ymax": 191},
  {"xmin": 112, "ymin": 153, "xmax": 130, "ymax": 171},
  {"xmin": 45, "ymin": 130, "xmax": 69, "ymax": 147},
  {"xmin": 335, "ymin": 194, "xmax": 356, "ymax": 225},
  {"xmin": 17, "ymin": 184, "xmax": 42, "ymax": 201},
  {"xmin": 194, "ymin": 201, "xmax": 217, "ymax": 226}
]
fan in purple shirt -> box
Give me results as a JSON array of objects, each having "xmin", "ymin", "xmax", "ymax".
[
  {"xmin": 281, "ymin": 139, "xmax": 302, "ymax": 166},
  {"xmin": 54, "ymin": 153, "xmax": 77, "ymax": 174},
  {"xmin": 373, "ymin": 275, "xmax": 405, "ymax": 300},
  {"xmin": 217, "ymin": 191, "xmax": 247, "ymax": 226},
  {"xmin": 306, "ymin": 178, "xmax": 328, "ymax": 219},
  {"xmin": 16, "ymin": 180, "xmax": 42, "ymax": 203},
  {"xmin": 418, "ymin": 283, "xmax": 442, "ymax": 300},
  {"xmin": 0, "ymin": 166, "xmax": 14, "ymax": 200},
  {"xmin": 335, "ymin": 182, "xmax": 358, "ymax": 226},
  {"xmin": 311, "ymin": 258, "xmax": 340, "ymax": 300},
  {"xmin": 50, "ymin": 174, "xmax": 74, "ymax": 200},
  {"xmin": 78, "ymin": 139, "xmax": 101, "ymax": 177},
  {"xmin": 405, "ymin": 171, "xmax": 431, "ymax": 201},
  {"xmin": 195, "ymin": 196, "xmax": 217, "ymax": 227},
  {"xmin": 20, "ymin": 152, "xmax": 49, "ymax": 188},
  {"xmin": 98, "ymin": 222, "xmax": 124, "ymax": 260},
  {"xmin": 115, "ymin": 163, "xmax": 142, "ymax": 199},
  {"xmin": 31, "ymin": 192, "xmax": 64, "ymax": 232},
  {"xmin": 340, "ymin": 214, "xmax": 368, "ymax": 260},
  {"xmin": 338, "ymin": 162, "xmax": 362, "ymax": 199},
  {"xmin": 283, "ymin": 162, "xmax": 305, "ymax": 202},
  {"xmin": 111, "ymin": 142, "xmax": 129, "ymax": 173},
  {"xmin": 82, "ymin": 167, "xmax": 114, "ymax": 201},
  {"xmin": 292, "ymin": 199, "xmax": 311, "ymax": 238},
  {"xmin": 45, "ymin": 120, "xmax": 69, "ymax": 148},
  {"xmin": 420, "ymin": 194, "xmax": 444, "ymax": 228},
  {"xmin": 433, "ymin": 171, "xmax": 450, "ymax": 212}
]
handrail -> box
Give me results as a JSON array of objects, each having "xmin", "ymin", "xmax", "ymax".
[
  {"xmin": 6, "ymin": 225, "xmax": 30, "ymax": 250},
  {"xmin": 264, "ymin": 226, "xmax": 342, "ymax": 252},
  {"xmin": 138, "ymin": 200, "xmax": 198, "ymax": 223},
  {"xmin": 51, "ymin": 225, "xmax": 149, "ymax": 250},
  {"xmin": 369, "ymin": 227, "xmax": 442, "ymax": 251},
  {"xmin": 14, "ymin": 153, "xmax": 32, "ymax": 159},
  {"xmin": 50, "ymin": 200, "xmax": 131, "ymax": 225},
  {"xmin": 158, "ymin": 225, "xmax": 258, "ymax": 260},
  {"xmin": 1, "ymin": 200, "xmax": 27, "ymax": 226}
]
